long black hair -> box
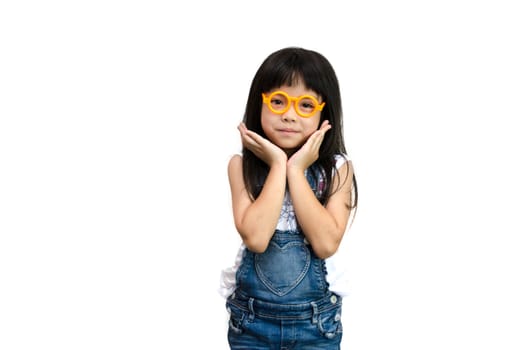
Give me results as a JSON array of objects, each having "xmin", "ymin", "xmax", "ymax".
[{"xmin": 242, "ymin": 47, "xmax": 357, "ymax": 208}]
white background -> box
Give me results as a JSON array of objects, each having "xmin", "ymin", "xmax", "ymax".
[{"xmin": 1, "ymin": 1, "xmax": 527, "ymax": 349}]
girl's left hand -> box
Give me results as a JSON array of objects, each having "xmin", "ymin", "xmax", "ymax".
[{"xmin": 287, "ymin": 120, "xmax": 332, "ymax": 171}]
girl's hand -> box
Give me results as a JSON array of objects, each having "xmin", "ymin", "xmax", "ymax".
[
  {"xmin": 287, "ymin": 120, "xmax": 332, "ymax": 171},
  {"xmin": 238, "ymin": 122, "xmax": 287, "ymax": 167}
]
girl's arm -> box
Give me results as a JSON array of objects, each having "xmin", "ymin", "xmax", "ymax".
[
  {"xmin": 287, "ymin": 160, "xmax": 354, "ymax": 259},
  {"xmin": 228, "ymin": 123, "xmax": 288, "ymax": 253},
  {"xmin": 228, "ymin": 155, "xmax": 286, "ymax": 253}
]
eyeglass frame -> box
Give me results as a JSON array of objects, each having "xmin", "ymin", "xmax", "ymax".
[{"xmin": 261, "ymin": 91, "xmax": 326, "ymax": 118}]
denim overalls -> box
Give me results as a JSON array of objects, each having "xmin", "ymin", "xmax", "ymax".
[{"xmin": 226, "ymin": 167, "xmax": 343, "ymax": 349}]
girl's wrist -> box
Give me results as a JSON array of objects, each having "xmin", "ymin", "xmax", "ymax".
[
  {"xmin": 286, "ymin": 164, "xmax": 305, "ymax": 177},
  {"xmin": 269, "ymin": 157, "xmax": 287, "ymax": 170}
]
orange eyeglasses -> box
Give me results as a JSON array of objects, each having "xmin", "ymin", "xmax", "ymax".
[{"xmin": 262, "ymin": 91, "xmax": 325, "ymax": 118}]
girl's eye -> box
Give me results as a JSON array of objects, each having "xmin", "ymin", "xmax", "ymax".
[
  {"xmin": 270, "ymin": 95, "xmax": 288, "ymax": 110},
  {"xmin": 299, "ymin": 99, "xmax": 315, "ymax": 112},
  {"xmin": 271, "ymin": 98, "xmax": 284, "ymax": 106}
]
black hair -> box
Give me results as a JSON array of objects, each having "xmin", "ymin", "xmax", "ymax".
[{"xmin": 242, "ymin": 47, "xmax": 357, "ymax": 208}]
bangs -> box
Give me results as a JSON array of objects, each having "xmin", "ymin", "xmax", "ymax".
[{"xmin": 261, "ymin": 60, "xmax": 323, "ymax": 96}]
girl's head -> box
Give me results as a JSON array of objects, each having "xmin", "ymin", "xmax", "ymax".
[
  {"xmin": 242, "ymin": 47, "xmax": 353, "ymax": 205},
  {"xmin": 243, "ymin": 47, "xmax": 346, "ymax": 156}
]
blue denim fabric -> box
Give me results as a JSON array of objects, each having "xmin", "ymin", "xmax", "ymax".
[
  {"xmin": 226, "ymin": 291, "xmax": 342, "ymax": 349},
  {"xmin": 235, "ymin": 232, "xmax": 329, "ymax": 304},
  {"xmin": 226, "ymin": 167, "xmax": 343, "ymax": 349}
]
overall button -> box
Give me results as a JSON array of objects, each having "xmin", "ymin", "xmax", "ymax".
[{"xmin": 330, "ymin": 295, "xmax": 337, "ymax": 304}]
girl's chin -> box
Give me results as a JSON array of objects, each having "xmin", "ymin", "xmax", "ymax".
[{"xmin": 281, "ymin": 146, "xmax": 300, "ymax": 157}]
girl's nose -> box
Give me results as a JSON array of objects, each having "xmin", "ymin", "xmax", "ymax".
[{"xmin": 281, "ymin": 104, "xmax": 298, "ymax": 121}]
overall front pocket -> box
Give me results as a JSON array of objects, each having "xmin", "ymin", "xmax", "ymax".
[{"xmin": 255, "ymin": 241, "xmax": 310, "ymax": 296}]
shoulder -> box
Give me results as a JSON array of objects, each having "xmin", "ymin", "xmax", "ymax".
[
  {"xmin": 333, "ymin": 153, "xmax": 351, "ymax": 171},
  {"xmin": 228, "ymin": 154, "xmax": 243, "ymax": 179},
  {"xmin": 228, "ymin": 153, "xmax": 242, "ymax": 168},
  {"xmin": 330, "ymin": 153, "xmax": 354, "ymax": 191}
]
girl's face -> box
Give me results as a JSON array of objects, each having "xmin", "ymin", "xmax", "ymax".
[{"xmin": 261, "ymin": 83, "xmax": 323, "ymax": 155}]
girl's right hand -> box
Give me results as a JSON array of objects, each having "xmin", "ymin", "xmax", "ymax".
[{"xmin": 238, "ymin": 122, "xmax": 287, "ymax": 167}]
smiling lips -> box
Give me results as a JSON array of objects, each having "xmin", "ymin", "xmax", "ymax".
[{"xmin": 278, "ymin": 128, "xmax": 298, "ymax": 134}]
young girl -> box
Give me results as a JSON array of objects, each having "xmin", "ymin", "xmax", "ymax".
[{"xmin": 220, "ymin": 47, "xmax": 358, "ymax": 349}]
